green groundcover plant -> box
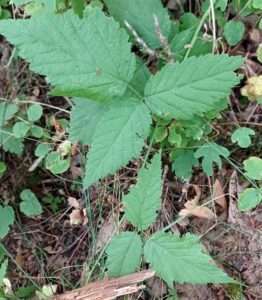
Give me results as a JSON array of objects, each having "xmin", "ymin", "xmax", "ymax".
[{"xmin": 1, "ymin": 0, "xmax": 255, "ymax": 291}]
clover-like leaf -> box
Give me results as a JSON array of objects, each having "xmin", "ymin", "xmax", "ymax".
[
  {"xmin": 27, "ymin": 104, "xmax": 43, "ymax": 122},
  {"xmin": 231, "ymin": 127, "xmax": 255, "ymax": 148},
  {"xmin": 238, "ymin": 188, "xmax": 262, "ymax": 212},
  {"xmin": 45, "ymin": 152, "xmax": 70, "ymax": 175},
  {"xmin": 20, "ymin": 189, "xmax": 43, "ymax": 217},
  {"xmin": 243, "ymin": 156, "xmax": 262, "ymax": 180}
]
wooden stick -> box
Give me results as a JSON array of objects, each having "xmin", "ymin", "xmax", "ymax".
[{"xmin": 52, "ymin": 269, "xmax": 155, "ymax": 300}]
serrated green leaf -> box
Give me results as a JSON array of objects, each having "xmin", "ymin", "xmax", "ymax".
[
  {"xmin": 27, "ymin": 104, "xmax": 43, "ymax": 122},
  {"xmin": 0, "ymin": 8, "xmax": 136, "ymax": 101},
  {"xmin": 104, "ymin": 0, "xmax": 171, "ymax": 49},
  {"xmin": 224, "ymin": 20, "xmax": 245, "ymax": 46},
  {"xmin": 20, "ymin": 189, "xmax": 43, "ymax": 217},
  {"xmin": 84, "ymin": 100, "xmax": 151, "ymax": 187},
  {"xmin": 231, "ymin": 127, "xmax": 255, "ymax": 148},
  {"xmin": 106, "ymin": 232, "xmax": 142, "ymax": 277},
  {"xmin": 144, "ymin": 232, "xmax": 233, "ymax": 287},
  {"xmin": 172, "ymin": 149, "xmax": 198, "ymax": 180},
  {"xmin": 0, "ymin": 205, "xmax": 14, "ymax": 239},
  {"xmin": 238, "ymin": 188, "xmax": 262, "ymax": 211},
  {"xmin": 0, "ymin": 259, "xmax": 8, "ymax": 284},
  {"xmin": 145, "ymin": 54, "xmax": 243, "ymax": 120},
  {"xmin": 195, "ymin": 143, "xmax": 230, "ymax": 176},
  {"xmin": 243, "ymin": 156, "xmax": 262, "ymax": 180},
  {"xmin": 123, "ymin": 153, "xmax": 162, "ymax": 230},
  {"xmin": 69, "ymin": 99, "xmax": 108, "ymax": 145},
  {"xmin": 13, "ymin": 121, "xmax": 30, "ymax": 138}
]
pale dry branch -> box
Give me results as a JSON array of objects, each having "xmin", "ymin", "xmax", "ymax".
[{"xmin": 52, "ymin": 269, "xmax": 155, "ymax": 300}]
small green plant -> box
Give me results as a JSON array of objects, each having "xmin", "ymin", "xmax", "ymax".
[
  {"xmin": 0, "ymin": 0, "xmax": 252, "ymax": 289},
  {"xmin": 106, "ymin": 154, "xmax": 233, "ymax": 287}
]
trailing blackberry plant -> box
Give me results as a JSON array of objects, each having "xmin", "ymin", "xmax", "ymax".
[{"xmin": 2, "ymin": 0, "xmax": 256, "ymax": 292}]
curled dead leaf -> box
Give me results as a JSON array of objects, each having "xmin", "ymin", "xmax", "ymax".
[
  {"xmin": 179, "ymin": 185, "xmax": 216, "ymax": 220},
  {"xmin": 68, "ymin": 196, "xmax": 80, "ymax": 209},
  {"xmin": 69, "ymin": 208, "xmax": 88, "ymax": 226}
]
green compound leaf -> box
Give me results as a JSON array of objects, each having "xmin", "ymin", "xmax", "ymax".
[
  {"xmin": 84, "ymin": 100, "xmax": 151, "ymax": 187},
  {"xmin": 195, "ymin": 143, "xmax": 230, "ymax": 176},
  {"xmin": 0, "ymin": 205, "xmax": 15, "ymax": 239},
  {"xmin": 0, "ymin": 8, "xmax": 136, "ymax": 101},
  {"xmin": 106, "ymin": 232, "xmax": 142, "ymax": 277},
  {"xmin": 243, "ymin": 156, "xmax": 262, "ymax": 180},
  {"xmin": 35, "ymin": 143, "xmax": 51, "ymax": 157},
  {"xmin": 123, "ymin": 153, "xmax": 162, "ymax": 230},
  {"xmin": 144, "ymin": 232, "xmax": 233, "ymax": 287},
  {"xmin": 223, "ymin": 20, "xmax": 245, "ymax": 46},
  {"xmin": 20, "ymin": 189, "xmax": 43, "ymax": 217},
  {"xmin": 238, "ymin": 188, "xmax": 262, "ymax": 212},
  {"xmin": 27, "ymin": 104, "xmax": 43, "ymax": 122},
  {"xmin": 231, "ymin": 127, "xmax": 255, "ymax": 148},
  {"xmin": 69, "ymin": 99, "xmax": 108, "ymax": 145},
  {"xmin": 145, "ymin": 54, "xmax": 243, "ymax": 120},
  {"xmin": 104, "ymin": 0, "xmax": 171, "ymax": 49}
]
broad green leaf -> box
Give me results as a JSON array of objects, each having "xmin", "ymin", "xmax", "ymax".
[
  {"xmin": 84, "ymin": 100, "xmax": 151, "ymax": 187},
  {"xmin": 224, "ymin": 20, "xmax": 245, "ymax": 46},
  {"xmin": 27, "ymin": 104, "xmax": 43, "ymax": 122},
  {"xmin": 20, "ymin": 189, "xmax": 43, "ymax": 217},
  {"xmin": 0, "ymin": 8, "xmax": 136, "ymax": 101},
  {"xmin": 144, "ymin": 232, "xmax": 233, "ymax": 287},
  {"xmin": 0, "ymin": 205, "xmax": 14, "ymax": 239},
  {"xmin": 12, "ymin": 121, "xmax": 30, "ymax": 138},
  {"xmin": 145, "ymin": 54, "xmax": 243, "ymax": 120},
  {"xmin": 104, "ymin": 0, "xmax": 171, "ymax": 49},
  {"xmin": 172, "ymin": 149, "xmax": 198, "ymax": 180},
  {"xmin": 0, "ymin": 103, "xmax": 18, "ymax": 125},
  {"xmin": 243, "ymin": 156, "xmax": 262, "ymax": 180},
  {"xmin": 0, "ymin": 259, "xmax": 8, "ymax": 284},
  {"xmin": 168, "ymin": 128, "xmax": 182, "ymax": 146},
  {"xmin": 45, "ymin": 152, "xmax": 70, "ymax": 175},
  {"xmin": 35, "ymin": 143, "xmax": 51, "ymax": 157},
  {"xmin": 106, "ymin": 232, "xmax": 142, "ymax": 277},
  {"xmin": 123, "ymin": 153, "xmax": 162, "ymax": 230},
  {"xmin": 195, "ymin": 143, "xmax": 230, "ymax": 176},
  {"xmin": 69, "ymin": 99, "xmax": 108, "ymax": 145},
  {"xmin": 238, "ymin": 188, "xmax": 262, "ymax": 211},
  {"xmin": 71, "ymin": 0, "xmax": 85, "ymax": 18},
  {"xmin": 231, "ymin": 127, "xmax": 255, "ymax": 148}
]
